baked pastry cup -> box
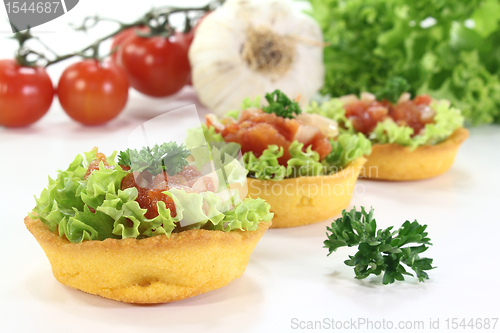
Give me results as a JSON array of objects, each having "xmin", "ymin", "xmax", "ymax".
[
  {"xmin": 246, "ymin": 157, "xmax": 366, "ymax": 228},
  {"xmin": 359, "ymin": 127, "xmax": 469, "ymax": 181},
  {"xmin": 25, "ymin": 216, "xmax": 270, "ymax": 304}
]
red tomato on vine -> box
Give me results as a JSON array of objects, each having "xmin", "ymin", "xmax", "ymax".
[
  {"xmin": 57, "ymin": 60, "xmax": 129, "ymax": 125},
  {"xmin": 110, "ymin": 26, "xmax": 144, "ymax": 62},
  {"xmin": 0, "ymin": 59, "xmax": 54, "ymax": 128},
  {"xmin": 117, "ymin": 31, "xmax": 190, "ymax": 97}
]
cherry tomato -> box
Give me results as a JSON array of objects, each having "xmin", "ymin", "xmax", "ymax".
[
  {"xmin": 0, "ymin": 59, "xmax": 54, "ymax": 127},
  {"xmin": 117, "ymin": 31, "xmax": 190, "ymax": 97},
  {"xmin": 110, "ymin": 26, "xmax": 143, "ymax": 62},
  {"xmin": 57, "ymin": 60, "xmax": 129, "ymax": 125}
]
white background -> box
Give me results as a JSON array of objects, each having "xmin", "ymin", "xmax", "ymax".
[{"xmin": 1, "ymin": 1, "xmax": 499, "ymax": 333}]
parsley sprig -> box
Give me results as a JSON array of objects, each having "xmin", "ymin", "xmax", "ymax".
[
  {"xmin": 262, "ymin": 90, "xmax": 302, "ymax": 119},
  {"xmin": 375, "ymin": 76, "xmax": 412, "ymax": 104},
  {"xmin": 118, "ymin": 142, "xmax": 190, "ymax": 176},
  {"xmin": 325, "ymin": 207, "xmax": 435, "ymax": 284}
]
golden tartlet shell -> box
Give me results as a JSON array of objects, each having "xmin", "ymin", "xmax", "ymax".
[
  {"xmin": 359, "ymin": 127, "xmax": 469, "ymax": 181},
  {"xmin": 246, "ymin": 157, "xmax": 366, "ymax": 228},
  {"xmin": 25, "ymin": 216, "xmax": 270, "ymax": 304}
]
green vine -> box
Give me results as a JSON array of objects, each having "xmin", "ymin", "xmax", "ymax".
[{"xmin": 10, "ymin": 0, "xmax": 223, "ymax": 67}]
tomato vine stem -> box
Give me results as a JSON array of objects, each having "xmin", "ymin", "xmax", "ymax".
[{"xmin": 11, "ymin": 0, "xmax": 223, "ymax": 67}]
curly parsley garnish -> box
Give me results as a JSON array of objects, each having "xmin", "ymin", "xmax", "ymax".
[
  {"xmin": 262, "ymin": 89, "xmax": 301, "ymax": 119},
  {"xmin": 325, "ymin": 207, "xmax": 435, "ymax": 285},
  {"xmin": 118, "ymin": 142, "xmax": 190, "ymax": 176},
  {"xmin": 375, "ymin": 76, "xmax": 412, "ymax": 104}
]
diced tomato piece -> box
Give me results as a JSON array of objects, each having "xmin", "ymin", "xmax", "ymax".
[
  {"xmin": 120, "ymin": 172, "xmax": 176, "ymax": 218},
  {"xmin": 225, "ymin": 122, "xmax": 290, "ymax": 164},
  {"xmin": 180, "ymin": 165, "xmax": 203, "ymax": 182},
  {"xmin": 221, "ymin": 122, "xmax": 239, "ymax": 136},
  {"xmin": 148, "ymin": 189, "xmax": 177, "ymax": 218},
  {"xmin": 119, "ymin": 164, "xmax": 210, "ymax": 219},
  {"xmin": 390, "ymin": 100, "xmax": 434, "ymax": 134},
  {"xmin": 345, "ymin": 101, "xmax": 388, "ymax": 135},
  {"xmin": 216, "ymin": 109, "xmax": 331, "ymax": 166},
  {"xmin": 414, "ymin": 94, "xmax": 432, "ymax": 105},
  {"xmin": 84, "ymin": 149, "xmax": 110, "ymax": 179},
  {"xmin": 341, "ymin": 94, "xmax": 435, "ymax": 136},
  {"xmin": 306, "ymin": 132, "xmax": 332, "ymax": 161}
]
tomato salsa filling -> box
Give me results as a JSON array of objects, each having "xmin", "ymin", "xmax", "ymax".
[
  {"xmin": 85, "ymin": 153, "xmax": 215, "ymax": 219},
  {"xmin": 120, "ymin": 165, "xmax": 207, "ymax": 219},
  {"xmin": 343, "ymin": 94, "xmax": 434, "ymax": 136},
  {"xmin": 208, "ymin": 109, "xmax": 332, "ymax": 166}
]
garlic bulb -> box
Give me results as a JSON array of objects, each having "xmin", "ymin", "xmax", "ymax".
[{"xmin": 189, "ymin": 0, "xmax": 325, "ymax": 116}]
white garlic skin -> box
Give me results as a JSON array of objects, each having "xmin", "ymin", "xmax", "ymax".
[{"xmin": 189, "ymin": 0, "xmax": 325, "ymax": 116}]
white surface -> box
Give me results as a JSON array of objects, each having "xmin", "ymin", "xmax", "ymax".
[
  {"xmin": 1, "ymin": 1, "xmax": 500, "ymax": 333},
  {"xmin": 2, "ymin": 93, "xmax": 500, "ymax": 333}
]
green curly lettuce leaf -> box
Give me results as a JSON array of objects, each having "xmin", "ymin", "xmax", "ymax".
[
  {"xmin": 214, "ymin": 198, "xmax": 274, "ymax": 232},
  {"xmin": 225, "ymin": 96, "xmax": 262, "ymax": 119},
  {"xmin": 80, "ymin": 162, "xmax": 128, "ymax": 210},
  {"xmin": 307, "ymin": 0, "xmax": 500, "ymax": 125},
  {"xmin": 30, "ymin": 154, "xmax": 87, "ymax": 232},
  {"xmin": 243, "ymin": 145, "xmax": 290, "ymax": 181},
  {"xmin": 243, "ymin": 135, "xmax": 370, "ymax": 180},
  {"xmin": 370, "ymin": 100, "xmax": 464, "ymax": 149},
  {"xmin": 165, "ymin": 189, "xmax": 272, "ymax": 231},
  {"xmin": 33, "ymin": 158, "xmax": 177, "ymax": 243},
  {"xmin": 287, "ymin": 141, "xmax": 324, "ymax": 177},
  {"xmin": 185, "ymin": 124, "xmax": 224, "ymax": 149},
  {"xmin": 324, "ymin": 133, "xmax": 372, "ymax": 171},
  {"xmin": 84, "ymin": 148, "xmax": 117, "ymax": 167},
  {"xmin": 166, "ymin": 189, "xmax": 226, "ymax": 229},
  {"xmin": 222, "ymin": 155, "xmax": 248, "ymax": 187},
  {"xmin": 190, "ymin": 143, "xmax": 241, "ymax": 170},
  {"xmin": 32, "ymin": 148, "xmax": 272, "ymax": 243},
  {"xmin": 370, "ymin": 119, "xmax": 415, "ymax": 146},
  {"xmin": 190, "ymin": 143, "xmax": 248, "ymax": 193}
]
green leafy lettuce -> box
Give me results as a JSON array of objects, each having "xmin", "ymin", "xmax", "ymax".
[
  {"xmin": 306, "ymin": 0, "xmax": 500, "ymax": 125},
  {"xmin": 168, "ymin": 189, "xmax": 272, "ymax": 232},
  {"xmin": 31, "ymin": 156, "xmax": 177, "ymax": 243},
  {"xmin": 190, "ymin": 143, "xmax": 248, "ymax": 191},
  {"xmin": 185, "ymin": 124, "xmax": 224, "ymax": 149},
  {"xmin": 287, "ymin": 141, "xmax": 324, "ymax": 177},
  {"xmin": 370, "ymin": 100, "xmax": 464, "ymax": 149},
  {"xmin": 225, "ymin": 96, "xmax": 262, "ymax": 119},
  {"xmin": 324, "ymin": 133, "xmax": 372, "ymax": 170},
  {"xmin": 243, "ymin": 137, "xmax": 369, "ymax": 181},
  {"xmin": 31, "ymin": 149, "xmax": 272, "ymax": 244},
  {"xmin": 215, "ymin": 198, "xmax": 274, "ymax": 232},
  {"xmin": 243, "ymin": 145, "xmax": 291, "ymax": 181},
  {"xmin": 307, "ymin": 97, "xmax": 463, "ymax": 149}
]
